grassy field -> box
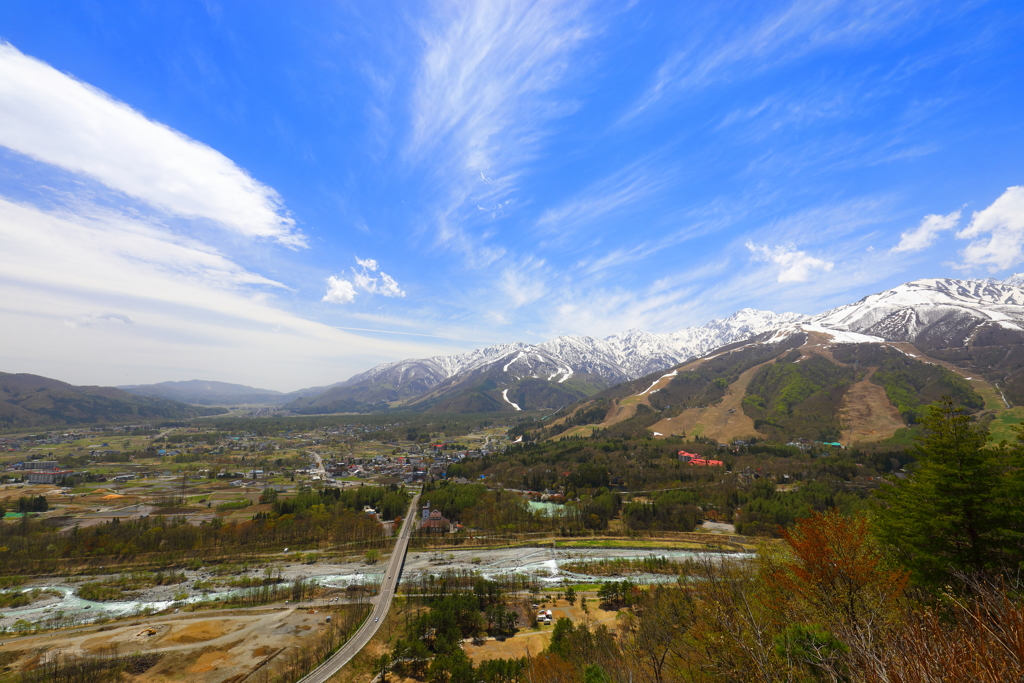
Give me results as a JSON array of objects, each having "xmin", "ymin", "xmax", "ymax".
[
  {"xmin": 986, "ymin": 406, "xmax": 1024, "ymax": 444},
  {"xmin": 964, "ymin": 377, "xmax": 1007, "ymax": 411}
]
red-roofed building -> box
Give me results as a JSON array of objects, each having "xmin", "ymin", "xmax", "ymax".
[
  {"xmin": 678, "ymin": 451, "xmax": 723, "ymax": 466},
  {"xmin": 419, "ymin": 501, "xmax": 452, "ymax": 533}
]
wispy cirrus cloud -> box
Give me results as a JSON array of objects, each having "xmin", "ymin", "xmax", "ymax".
[
  {"xmin": 535, "ymin": 158, "xmax": 680, "ymax": 241},
  {"xmin": 497, "ymin": 258, "xmax": 548, "ymax": 309},
  {"xmin": 405, "ymin": 0, "xmax": 597, "ymax": 259},
  {"xmin": 0, "ymin": 42, "xmax": 304, "ymax": 247},
  {"xmin": 622, "ymin": 0, "xmax": 925, "ymax": 123},
  {"xmin": 408, "ymin": 1, "xmax": 591, "ymax": 173}
]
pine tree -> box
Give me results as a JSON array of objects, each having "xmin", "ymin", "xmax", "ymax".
[{"xmin": 874, "ymin": 398, "xmax": 1017, "ymax": 583}]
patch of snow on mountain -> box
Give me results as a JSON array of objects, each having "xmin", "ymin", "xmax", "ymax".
[
  {"xmin": 503, "ymin": 352, "xmax": 526, "ymax": 372},
  {"xmin": 759, "ymin": 324, "xmax": 882, "ymax": 345},
  {"xmin": 536, "ymin": 308, "xmax": 808, "ymax": 381},
  {"xmin": 501, "ymin": 389, "xmax": 521, "ymax": 411},
  {"xmin": 799, "ymin": 324, "xmax": 884, "ymax": 344}
]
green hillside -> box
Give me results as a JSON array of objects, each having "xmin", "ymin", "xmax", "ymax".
[
  {"xmin": 0, "ymin": 372, "xmax": 227, "ymax": 429},
  {"xmin": 742, "ymin": 353, "xmax": 859, "ymax": 441}
]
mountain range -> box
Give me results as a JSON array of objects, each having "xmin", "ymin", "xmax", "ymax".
[
  {"xmin": 283, "ymin": 308, "xmax": 808, "ymax": 414},
  {"xmin": 12, "ymin": 272, "xmax": 1024, "ymax": 428},
  {"xmin": 85, "ymin": 274, "xmax": 1024, "ymax": 422}
]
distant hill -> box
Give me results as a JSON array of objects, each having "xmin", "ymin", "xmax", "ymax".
[
  {"xmin": 120, "ymin": 379, "xmax": 342, "ymax": 406},
  {"xmin": 0, "ymin": 373, "xmax": 227, "ymax": 429}
]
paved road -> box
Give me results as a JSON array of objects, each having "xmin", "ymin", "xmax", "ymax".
[
  {"xmin": 309, "ymin": 451, "xmax": 328, "ymax": 477},
  {"xmin": 298, "ymin": 492, "xmax": 420, "ymax": 683}
]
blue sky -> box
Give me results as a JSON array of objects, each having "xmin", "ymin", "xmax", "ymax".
[{"xmin": 1, "ymin": 1, "xmax": 1023, "ymax": 390}]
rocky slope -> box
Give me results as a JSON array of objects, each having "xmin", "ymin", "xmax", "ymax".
[{"xmin": 806, "ymin": 276, "xmax": 1024, "ymax": 405}]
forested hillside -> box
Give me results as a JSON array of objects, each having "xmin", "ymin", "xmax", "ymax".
[{"xmin": 0, "ymin": 373, "xmax": 226, "ymax": 429}]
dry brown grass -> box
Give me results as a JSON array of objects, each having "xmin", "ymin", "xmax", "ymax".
[
  {"xmin": 648, "ymin": 361, "xmax": 769, "ymax": 442},
  {"xmin": 864, "ymin": 580, "xmax": 1024, "ymax": 683},
  {"xmin": 463, "ymin": 598, "xmax": 620, "ymax": 664},
  {"xmin": 840, "ymin": 368, "xmax": 906, "ymax": 444}
]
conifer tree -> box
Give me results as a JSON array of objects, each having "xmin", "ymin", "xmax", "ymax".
[{"xmin": 874, "ymin": 398, "xmax": 1018, "ymax": 583}]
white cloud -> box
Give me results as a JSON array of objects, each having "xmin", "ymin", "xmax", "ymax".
[
  {"xmin": 0, "ymin": 197, "xmax": 286, "ymax": 299},
  {"xmin": 498, "ymin": 259, "xmax": 548, "ymax": 309},
  {"xmin": 355, "ymin": 257, "xmax": 379, "ymax": 270},
  {"xmin": 955, "ymin": 186, "xmax": 1024, "ymax": 271},
  {"xmin": 351, "ymin": 269, "xmax": 377, "ymax": 293},
  {"xmin": 0, "ymin": 42, "xmax": 304, "ymax": 247},
  {"xmin": 323, "ymin": 257, "xmax": 407, "ymax": 304},
  {"xmin": 0, "ymin": 198, "xmax": 452, "ymax": 390},
  {"xmin": 746, "ymin": 242, "xmax": 834, "ymax": 282},
  {"xmin": 323, "ymin": 276, "xmax": 357, "ymax": 304},
  {"xmin": 891, "ymin": 210, "xmax": 961, "ymax": 253},
  {"xmin": 376, "ymin": 272, "xmax": 405, "ymax": 298}
]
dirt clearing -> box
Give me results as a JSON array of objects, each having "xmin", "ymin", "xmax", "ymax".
[
  {"xmin": 840, "ymin": 368, "xmax": 906, "ymax": 443},
  {"xmin": 648, "ymin": 361, "xmax": 768, "ymax": 442},
  {"xmin": 163, "ymin": 619, "xmax": 240, "ymax": 645},
  {"xmin": 463, "ymin": 598, "xmax": 620, "ymax": 663},
  {"xmin": 0, "ymin": 605, "xmax": 349, "ymax": 683}
]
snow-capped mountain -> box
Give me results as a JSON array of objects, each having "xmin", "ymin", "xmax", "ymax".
[
  {"xmin": 286, "ymin": 308, "xmax": 807, "ymax": 413},
  {"xmin": 810, "ymin": 276, "xmax": 1024, "ymax": 346},
  {"xmin": 287, "ymin": 274, "xmax": 1024, "ymax": 414},
  {"xmin": 332, "ymin": 309, "xmax": 808, "ymax": 392},
  {"xmin": 533, "ymin": 309, "xmax": 808, "ymax": 381}
]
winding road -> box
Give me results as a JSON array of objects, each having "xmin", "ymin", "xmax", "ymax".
[{"xmin": 298, "ymin": 492, "xmax": 420, "ymax": 683}]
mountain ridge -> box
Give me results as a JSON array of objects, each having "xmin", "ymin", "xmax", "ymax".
[
  {"xmin": 78, "ymin": 272, "xmax": 1024, "ymax": 416},
  {"xmin": 119, "ymin": 379, "xmax": 342, "ymax": 406},
  {"xmin": 284, "ymin": 308, "xmax": 807, "ymax": 414},
  {"xmin": 0, "ymin": 373, "xmax": 227, "ymax": 429}
]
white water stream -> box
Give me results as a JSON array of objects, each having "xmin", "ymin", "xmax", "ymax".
[{"xmin": 1, "ymin": 547, "xmax": 748, "ymax": 631}]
